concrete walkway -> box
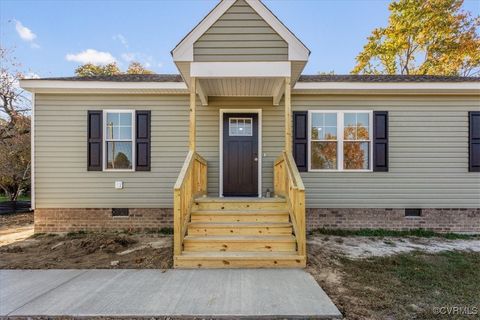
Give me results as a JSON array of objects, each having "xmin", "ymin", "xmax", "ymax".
[{"xmin": 0, "ymin": 269, "xmax": 341, "ymax": 319}]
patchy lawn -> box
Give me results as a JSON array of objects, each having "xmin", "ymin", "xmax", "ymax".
[
  {"xmin": 0, "ymin": 195, "xmax": 30, "ymax": 203},
  {"xmin": 308, "ymin": 235, "xmax": 480, "ymax": 320}
]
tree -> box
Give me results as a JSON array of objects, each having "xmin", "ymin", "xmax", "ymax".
[
  {"xmin": 75, "ymin": 62, "xmax": 121, "ymax": 77},
  {"xmin": 0, "ymin": 117, "xmax": 30, "ymax": 202},
  {"xmin": 352, "ymin": 0, "xmax": 480, "ymax": 76},
  {"xmin": 74, "ymin": 61, "xmax": 153, "ymax": 77},
  {"xmin": 126, "ymin": 61, "xmax": 153, "ymax": 74},
  {"xmin": 0, "ymin": 46, "xmax": 31, "ymax": 202}
]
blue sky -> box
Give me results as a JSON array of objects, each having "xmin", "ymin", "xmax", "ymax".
[{"xmin": 1, "ymin": 0, "xmax": 479, "ymax": 77}]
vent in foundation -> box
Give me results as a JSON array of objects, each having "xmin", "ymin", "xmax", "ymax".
[
  {"xmin": 405, "ymin": 208, "xmax": 422, "ymax": 217},
  {"xmin": 112, "ymin": 208, "xmax": 129, "ymax": 217}
]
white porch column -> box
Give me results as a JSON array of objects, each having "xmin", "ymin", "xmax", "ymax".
[
  {"xmin": 189, "ymin": 77, "xmax": 196, "ymax": 151},
  {"xmin": 284, "ymin": 77, "xmax": 292, "ymax": 153}
]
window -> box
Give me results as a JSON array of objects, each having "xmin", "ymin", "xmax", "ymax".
[
  {"xmin": 344, "ymin": 112, "xmax": 370, "ymax": 170},
  {"xmin": 229, "ymin": 117, "xmax": 253, "ymax": 136},
  {"xmin": 309, "ymin": 111, "xmax": 372, "ymax": 171},
  {"xmin": 104, "ymin": 110, "xmax": 135, "ymax": 171},
  {"xmin": 405, "ymin": 208, "xmax": 422, "ymax": 217},
  {"xmin": 310, "ymin": 112, "xmax": 337, "ymax": 169}
]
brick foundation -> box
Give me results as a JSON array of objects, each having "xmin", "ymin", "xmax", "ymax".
[
  {"xmin": 34, "ymin": 208, "xmax": 173, "ymax": 233},
  {"xmin": 307, "ymin": 208, "xmax": 480, "ymax": 233},
  {"xmin": 35, "ymin": 207, "xmax": 480, "ymax": 234}
]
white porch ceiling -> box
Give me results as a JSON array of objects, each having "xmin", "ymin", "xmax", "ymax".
[{"xmin": 199, "ymin": 77, "xmax": 284, "ymax": 98}]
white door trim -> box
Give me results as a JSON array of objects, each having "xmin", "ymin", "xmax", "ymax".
[{"xmin": 219, "ymin": 109, "xmax": 262, "ymax": 198}]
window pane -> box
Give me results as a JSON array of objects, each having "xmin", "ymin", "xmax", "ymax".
[
  {"xmin": 107, "ymin": 113, "xmax": 120, "ymax": 126},
  {"xmin": 311, "ymin": 127, "xmax": 320, "ymax": 140},
  {"xmin": 344, "ymin": 126, "xmax": 356, "ymax": 140},
  {"xmin": 229, "ymin": 118, "xmax": 252, "ymax": 136},
  {"xmin": 324, "ymin": 113, "xmax": 336, "ymax": 126},
  {"xmin": 311, "ymin": 141, "xmax": 337, "ymax": 169},
  {"xmin": 324, "ymin": 127, "xmax": 337, "ymax": 140},
  {"xmin": 311, "ymin": 113, "xmax": 324, "ymax": 127},
  {"xmin": 344, "ymin": 113, "xmax": 356, "ymax": 127},
  {"xmin": 120, "ymin": 113, "xmax": 132, "ymax": 126},
  {"xmin": 344, "ymin": 142, "xmax": 369, "ymax": 170},
  {"xmin": 357, "ymin": 126, "xmax": 369, "ymax": 140},
  {"xmin": 311, "ymin": 113, "xmax": 337, "ymax": 141},
  {"xmin": 107, "ymin": 142, "xmax": 132, "ymax": 169},
  {"xmin": 106, "ymin": 125, "xmax": 120, "ymax": 140},
  {"xmin": 119, "ymin": 126, "xmax": 132, "ymax": 140},
  {"xmin": 357, "ymin": 113, "xmax": 369, "ymax": 127}
]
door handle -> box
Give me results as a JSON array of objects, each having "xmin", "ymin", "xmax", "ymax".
[{"xmin": 254, "ymin": 157, "xmax": 258, "ymax": 162}]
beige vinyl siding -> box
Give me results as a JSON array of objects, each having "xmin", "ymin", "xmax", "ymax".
[
  {"xmin": 196, "ymin": 97, "xmax": 284, "ymax": 196},
  {"xmin": 35, "ymin": 94, "xmax": 190, "ymax": 208},
  {"xmin": 293, "ymin": 94, "xmax": 480, "ymax": 208},
  {"xmin": 194, "ymin": 0, "xmax": 288, "ymax": 62},
  {"xmin": 34, "ymin": 92, "xmax": 480, "ymax": 209}
]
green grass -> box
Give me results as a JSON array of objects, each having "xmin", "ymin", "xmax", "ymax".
[
  {"xmin": 0, "ymin": 195, "xmax": 30, "ymax": 203},
  {"xmin": 310, "ymin": 228, "xmax": 478, "ymax": 240},
  {"xmin": 339, "ymin": 251, "xmax": 480, "ymax": 319}
]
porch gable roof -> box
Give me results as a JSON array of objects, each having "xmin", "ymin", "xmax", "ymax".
[{"xmin": 171, "ymin": 0, "xmax": 310, "ymax": 63}]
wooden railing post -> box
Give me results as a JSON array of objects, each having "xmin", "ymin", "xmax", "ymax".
[
  {"xmin": 189, "ymin": 77, "xmax": 196, "ymax": 151},
  {"xmin": 284, "ymin": 77, "xmax": 292, "ymax": 153},
  {"xmin": 273, "ymin": 151, "xmax": 306, "ymax": 260},
  {"xmin": 173, "ymin": 151, "xmax": 208, "ymax": 263}
]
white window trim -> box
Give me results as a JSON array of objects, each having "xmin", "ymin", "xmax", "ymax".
[
  {"xmin": 102, "ymin": 110, "xmax": 136, "ymax": 172},
  {"xmin": 308, "ymin": 110, "xmax": 373, "ymax": 172}
]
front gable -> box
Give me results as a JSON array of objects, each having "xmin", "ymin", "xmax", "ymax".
[
  {"xmin": 172, "ymin": 0, "xmax": 310, "ymax": 62},
  {"xmin": 194, "ymin": 0, "xmax": 288, "ymax": 62}
]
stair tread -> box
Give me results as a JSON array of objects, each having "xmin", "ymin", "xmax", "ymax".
[
  {"xmin": 194, "ymin": 197, "xmax": 286, "ymax": 203},
  {"xmin": 192, "ymin": 210, "xmax": 289, "ymax": 215},
  {"xmin": 188, "ymin": 222, "xmax": 292, "ymax": 228},
  {"xmin": 184, "ymin": 235, "xmax": 296, "ymax": 241},
  {"xmin": 178, "ymin": 251, "xmax": 302, "ymax": 259}
]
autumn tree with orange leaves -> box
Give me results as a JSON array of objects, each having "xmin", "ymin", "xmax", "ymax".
[{"xmin": 352, "ymin": 0, "xmax": 480, "ymax": 76}]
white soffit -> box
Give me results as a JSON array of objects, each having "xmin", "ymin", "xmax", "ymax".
[
  {"xmin": 19, "ymin": 79, "xmax": 480, "ymax": 95},
  {"xmin": 172, "ymin": 0, "xmax": 310, "ymax": 62},
  {"xmin": 191, "ymin": 62, "xmax": 291, "ymax": 78},
  {"xmin": 19, "ymin": 80, "xmax": 188, "ymax": 94}
]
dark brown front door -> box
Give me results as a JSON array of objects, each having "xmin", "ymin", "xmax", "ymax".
[{"xmin": 223, "ymin": 113, "xmax": 258, "ymax": 197}]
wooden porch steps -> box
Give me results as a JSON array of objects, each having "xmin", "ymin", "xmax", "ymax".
[
  {"xmin": 175, "ymin": 252, "xmax": 305, "ymax": 268},
  {"xmin": 174, "ymin": 197, "xmax": 305, "ymax": 268}
]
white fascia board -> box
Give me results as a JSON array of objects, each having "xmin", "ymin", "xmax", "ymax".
[
  {"xmin": 191, "ymin": 62, "xmax": 291, "ymax": 78},
  {"xmin": 293, "ymin": 82, "xmax": 480, "ymax": 94},
  {"xmin": 172, "ymin": 0, "xmax": 236, "ymax": 61},
  {"xmin": 19, "ymin": 80, "xmax": 188, "ymax": 93},
  {"xmin": 245, "ymin": 0, "xmax": 310, "ymax": 61}
]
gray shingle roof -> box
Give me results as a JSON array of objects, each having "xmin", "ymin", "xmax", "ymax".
[
  {"xmin": 34, "ymin": 74, "xmax": 184, "ymax": 82},
  {"xmin": 30, "ymin": 74, "xmax": 480, "ymax": 82},
  {"xmin": 298, "ymin": 74, "xmax": 480, "ymax": 82}
]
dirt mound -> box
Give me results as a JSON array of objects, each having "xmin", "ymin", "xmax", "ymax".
[
  {"xmin": 62, "ymin": 233, "xmax": 138, "ymax": 254},
  {"xmin": 0, "ymin": 232, "xmax": 172, "ymax": 269}
]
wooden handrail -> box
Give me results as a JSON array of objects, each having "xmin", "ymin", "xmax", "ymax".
[
  {"xmin": 173, "ymin": 151, "xmax": 207, "ymax": 256},
  {"xmin": 274, "ymin": 151, "xmax": 306, "ymax": 256}
]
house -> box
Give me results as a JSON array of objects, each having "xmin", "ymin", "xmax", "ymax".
[{"xmin": 20, "ymin": 0, "xmax": 480, "ymax": 268}]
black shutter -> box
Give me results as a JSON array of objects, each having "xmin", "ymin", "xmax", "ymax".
[
  {"xmin": 469, "ymin": 111, "xmax": 480, "ymax": 172},
  {"xmin": 293, "ymin": 111, "xmax": 308, "ymax": 172},
  {"xmin": 373, "ymin": 111, "xmax": 388, "ymax": 172},
  {"xmin": 87, "ymin": 111, "xmax": 103, "ymax": 171},
  {"xmin": 135, "ymin": 110, "xmax": 151, "ymax": 171}
]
